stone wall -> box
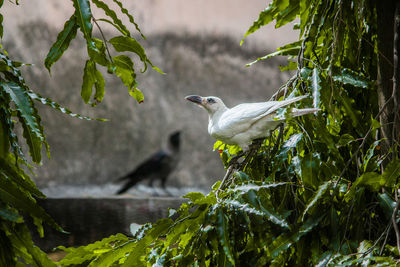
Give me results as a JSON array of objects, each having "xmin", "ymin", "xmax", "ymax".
[{"xmin": 3, "ymin": 1, "xmax": 296, "ymax": 190}]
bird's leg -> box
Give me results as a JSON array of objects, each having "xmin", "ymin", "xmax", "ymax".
[
  {"xmin": 228, "ymin": 151, "xmax": 245, "ymax": 166},
  {"xmin": 239, "ymin": 138, "xmax": 264, "ymax": 171},
  {"xmin": 216, "ymin": 164, "xmax": 236, "ymax": 200},
  {"xmin": 270, "ymin": 123, "xmax": 284, "ymax": 156}
]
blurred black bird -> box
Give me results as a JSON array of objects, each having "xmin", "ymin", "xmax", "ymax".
[{"xmin": 115, "ymin": 131, "xmax": 181, "ymax": 195}]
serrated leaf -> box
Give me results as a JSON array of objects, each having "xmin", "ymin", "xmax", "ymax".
[
  {"xmin": 216, "ymin": 208, "xmax": 235, "ymax": 265},
  {"xmin": 302, "ymin": 181, "xmax": 330, "ymax": 221},
  {"xmin": 0, "ymin": 156, "xmax": 45, "ymax": 198},
  {"xmin": 229, "ymin": 182, "xmax": 288, "ymax": 194},
  {"xmin": 241, "ymin": 3, "xmax": 278, "ymax": 45},
  {"xmin": 183, "ymin": 192, "xmax": 205, "ymax": 202},
  {"xmin": 299, "ymin": 153, "xmax": 320, "ymax": 189},
  {"xmin": 278, "ymin": 133, "xmax": 303, "ymax": 159},
  {"xmin": 333, "ymin": 69, "xmax": 368, "ymax": 88},
  {"xmin": 121, "ymin": 218, "xmax": 173, "ymax": 266},
  {"xmin": 112, "ymin": 0, "xmax": 145, "ymax": 39},
  {"xmin": 0, "ymin": 173, "xmax": 63, "ymax": 232},
  {"xmin": 27, "ymin": 91, "xmax": 105, "ymax": 121},
  {"xmin": 45, "ymin": 14, "xmax": 78, "ymax": 72},
  {"xmin": 58, "ymin": 233, "xmax": 128, "ymax": 266},
  {"xmin": 92, "ymin": 0, "xmax": 130, "ymax": 36},
  {"xmin": 1, "ymin": 82, "xmax": 42, "ymax": 140},
  {"xmin": 246, "ymin": 40, "xmax": 302, "ymax": 66},
  {"xmin": 1, "ymin": 82, "xmax": 44, "ymax": 162},
  {"xmin": 0, "ymin": 107, "xmax": 24, "ymax": 161},
  {"xmin": 0, "ymin": 204, "xmax": 21, "ymax": 222},
  {"xmin": 312, "ymin": 68, "xmax": 321, "ymax": 108},
  {"xmin": 269, "ymin": 214, "xmax": 323, "ymax": 258},
  {"xmin": 275, "ymin": 0, "xmax": 299, "ymax": 28},
  {"xmin": 8, "ymin": 223, "xmax": 57, "ymax": 266}
]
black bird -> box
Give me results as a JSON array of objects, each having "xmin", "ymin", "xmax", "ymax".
[{"xmin": 115, "ymin": 131, "xmax": 181, "ymax": 195}]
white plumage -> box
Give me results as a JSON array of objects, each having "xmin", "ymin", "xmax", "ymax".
[{"xmin": 185, "ymin": 95, "xmax": 319, "ymax": 151}]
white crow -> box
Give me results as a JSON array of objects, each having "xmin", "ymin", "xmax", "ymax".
[{"xmin": 185, "ymin": 95, "xmax": 319, "ymax": 151}]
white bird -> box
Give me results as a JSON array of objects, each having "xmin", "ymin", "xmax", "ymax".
[{"xmin": 185, "ymin": 95, "xmax": 319, "ymax": 151}]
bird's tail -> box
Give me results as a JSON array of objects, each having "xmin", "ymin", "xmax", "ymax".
[
  {"xmin": 290, "ymin": 108, "xmax": 320, "ymax": 117},
  {"xmin": 268, "ymin": 95, "xmax": 308, "ymax": 114}
]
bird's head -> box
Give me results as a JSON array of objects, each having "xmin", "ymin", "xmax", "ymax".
[{"xmin": 185, "ymin": 95, "xmax": 227, "ymax": 114}]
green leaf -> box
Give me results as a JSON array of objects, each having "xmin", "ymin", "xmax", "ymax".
[
  {"xmin": 6, "ymin": 223, "xmax": 57, "ymax": 266},
  {"xmin": 93, "ymin": 68, "xmax": 105, "ymax": 104},
  {"xmin": 58, "ymin": 233, "xmax": 128, "ymax": 266},
  {"xmin": 1, "ymin": 82, "xmax": 44, "ymax": 162},
  {"xmin": 241, "ymin": 3, "xmax": 278, "ymax": 45},
  {"xmin": 183, "ymin": 192, "xmax": 205, "ymax": 202},
  {"xmin": 0, "ymin": 173, "xmax": 63, "ymax": 232},
  {"xmin": 27, "ymin": 91, "xmax": 105, "ymax": 121},
  {"xmin": 246, "ymin": 40, "xmax": 302, "ymax": 66},
  {"xmin": 333, "ymin": 69, "xmax": 368, "ymax": 88},
  {"xmin": 0, "ymin": 204, "xmax": 21, "ymax": 222},
  {"xmin": 302, "ymin": 181, "xmax": 330, "ymax": 221},
  {"xmin": 299, "ymin": 153, "xmax": 320, "ymax": 189},
  {"xmin": 311, "ymin": 68, "xmax": 321, "ymax": 108},
  {"xmin": 378, "ymin": 193, "xmax": 395, "ymax": 219},
  {"xmin": 45, "ymin": 14, "xmax": 79, "ymax": 72},
  {"xmin": 81, "ymin": 60, "xmax": 96, "ymax": 103},
  {"xmin": 113, "ymin": 55, "xmax": 137, "ymax": 89},
  {"xmin": 352, "ymin": 172, "xmax": 381, "ymax": 191},
  {"xmin": 275, "ymin": 0, "xmax": 299, "ymax": 28},
  {"xmin": 278, "ymin": 133, "xmax": 303, "ymax": 159},
  {"xmin": 109, "ymin": 36, "xmax": 149, "ymax": 72},
  {"xmin": 92, "ymin": 0, "xmax": 130, "ymax": 36},
  {"xmin": 0, "ymin": 156, "xmax": 45, "ymax": 198},
  {"xmin": 381, "ymin": 159, "xmax": 400, "ymax": 187},
  {"xmin": 112, "ymin": 0, "xmax": 145, "ymax": 39},
  {"xmin": 121, "ymin": 218, "xmax": 173, "ymax": 266},
  {"xmin": 72, "ymin": 0, "xmax": 94, "ymax": 48},
  {"xmin": 268, "ymin": 214, "xmax": 323, "ymax": 258},
  {"xmin": 129, "ymin": 87, "xmax": 144, "ymax": 103},
  {"xmin": 216, "ymin": 208, "xmax": 235, "ymax": 265}
]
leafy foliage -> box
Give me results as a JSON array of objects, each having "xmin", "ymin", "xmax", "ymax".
[
  {"xmin": 57, "ymin": 0, "xmax": 400, "ymax": 266},
  {"xmin": 45, "ymin": 0, "xmax": 163, "ymax": 105},
  {"xmin": 0, "ymin": 1, "xmax": 160, "ymax": 265}
]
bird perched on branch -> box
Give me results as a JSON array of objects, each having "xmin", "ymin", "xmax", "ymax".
[
  {"xmin": 185, "ymin": 95, "xmax": 319, "ymax": 151},
  {"xmin": 115, "ymin": 131, "xmax": 181, "ymax": 195}
]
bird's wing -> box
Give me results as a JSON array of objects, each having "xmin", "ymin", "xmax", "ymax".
[
  {"xmin": 217, "ymin": 96, "xmax": 307, "ymax": 135},
  {"xmin": 117, "ymin": 150, "xmax": 169, "ymax": 182}
]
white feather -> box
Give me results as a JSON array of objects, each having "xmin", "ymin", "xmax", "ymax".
[{"xmin": 186, "ymin": 95, "xmax": 319, "ymax": 151}]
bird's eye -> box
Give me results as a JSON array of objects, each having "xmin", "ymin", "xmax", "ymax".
[{"xmin": 207, "ymin": 98, "xmax": 216, "ymax": 103}]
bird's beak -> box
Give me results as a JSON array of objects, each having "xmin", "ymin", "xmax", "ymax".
[{"xmin": 185, "ymin": 95, "xmax": 203, "ymax": 105}]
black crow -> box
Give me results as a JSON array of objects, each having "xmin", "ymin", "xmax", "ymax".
[{"xmin": 115, "ymin": 131, "xmax": 181, "ymax": 195}]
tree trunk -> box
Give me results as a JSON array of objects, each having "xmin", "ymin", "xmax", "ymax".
[{"xmin": 376, "ymin": 0, "xmax": 399, "ymax": 161}]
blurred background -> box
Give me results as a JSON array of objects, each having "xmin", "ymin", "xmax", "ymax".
[{"xmin": 3, "ymin": 0, "xmax": 297, "ymax": 196}]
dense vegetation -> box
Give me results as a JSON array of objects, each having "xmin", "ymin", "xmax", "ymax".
[{"xmin": 1, "ymin": 0, "xmax": 400, "ymax": 266}]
